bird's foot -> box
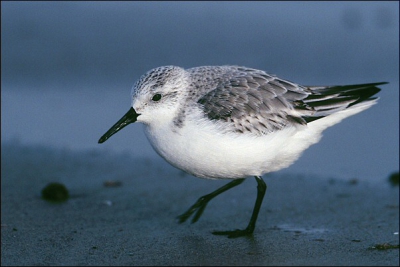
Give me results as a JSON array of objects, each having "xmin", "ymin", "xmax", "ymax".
[
  {"xmin": 176, "ymin": 196, "xmax": 209, "ymax": 224},
  {"xmin": 212, "ymin": 227, "xmax": 254, "ymax": 238}
]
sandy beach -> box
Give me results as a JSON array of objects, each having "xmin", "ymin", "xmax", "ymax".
[{"xmin": 1, "ymin": 142, "xmax": 398, "ymax": 265}]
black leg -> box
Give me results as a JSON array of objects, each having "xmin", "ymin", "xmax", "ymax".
[
  {"xmin": 213, "ymin": 176, "xmax": 267, "ymax": 238},
  {"xmin": 177, "ymin": 178, "xmax": 245, "ymax": 224}
]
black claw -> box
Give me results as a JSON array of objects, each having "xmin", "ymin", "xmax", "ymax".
[
  {"xmin": 176, "ymin": 215, "xmax": 187, "ymax": 224},
  {"xmin": 191, "ymin": 203, "xmax": 207, "ymax": 223},
  {"xmin": 212, "ymin": 228, "xmax": 253, "ymax": 238},
  {"xmin": 177, "ymin": 178, "xmax": 265, "ymax": 238},
  {"xmin": 176, "ymin": 200, "xmax": 207, "ymax": 224}
]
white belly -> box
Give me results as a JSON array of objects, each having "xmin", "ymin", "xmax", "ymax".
[{"xmin": 143, "ymin": 116, "xmax": 321, "ymax": 180}]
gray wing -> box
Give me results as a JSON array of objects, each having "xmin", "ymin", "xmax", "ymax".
[
  {"xmin": 197, "ymin": 71, "xmax": 310, "ymax": 135},
  {"xmin": 197, "ymin": 70, "xmax": 384, "ymax": 135}
]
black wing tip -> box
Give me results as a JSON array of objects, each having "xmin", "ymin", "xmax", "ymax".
[
  {"xmin": 350, "ymin": 81, "xmax": 388, "ymax": 87},
  {"xmin": 328, "ymin": 82, "xmax": 387, "ymax": 91},
  {"xmin": 300, "ymin": 81, "xmax": 386, "ymax": 122},
  {"xmin": 309, "ymin": 82, "xmax": 388, "ymax": 91},
  {"xmin": 345, "ymin": 81, "xmax": 386, "ymax": 91},
  {"xmin": 313, "ymin": 81, "xmax": 387, "ymax": 100}
]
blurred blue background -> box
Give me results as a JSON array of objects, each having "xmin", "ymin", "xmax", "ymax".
[{"xmin": 1, "ymin": 1, "xmax": 399, "ymax": 182}]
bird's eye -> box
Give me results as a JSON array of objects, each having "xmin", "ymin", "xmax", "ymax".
[{"xmin": 152, "ymin": 94, "xmax": 162, "ymax": 102}]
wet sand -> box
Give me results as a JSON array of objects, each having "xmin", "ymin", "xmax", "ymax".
[{"xmin": 1, "ymin": 142, "xmax": 399, "ymax": 266}]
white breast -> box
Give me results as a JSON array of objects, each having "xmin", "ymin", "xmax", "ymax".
[{"xmin": 143, "ymin": 111, "xmax": 321, "ymax": 180}]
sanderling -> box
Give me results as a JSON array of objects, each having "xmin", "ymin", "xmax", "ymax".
[{"xmin": 99, "ymin": 65, "xmax": 386, "ymax": 238}]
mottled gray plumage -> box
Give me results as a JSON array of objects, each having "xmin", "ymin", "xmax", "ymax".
[
  {"xmin": 129, "ymin": 65, "xmax": 383, "ymax": 135},
  {"xmin": 186, "ymin": 66, "xmax": 383, "ymax": 135}
]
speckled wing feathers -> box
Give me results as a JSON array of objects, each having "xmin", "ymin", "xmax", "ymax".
[
  {"xmin": 197, "ymin": 68, "xmax": 309, "ymax": 134},
  {"xmin": 195, "ymin": 67, "xmax": 383, "ymax": 135}
]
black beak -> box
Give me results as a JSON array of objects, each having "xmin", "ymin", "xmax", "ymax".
[{"xmin": 98, "ymin": 107, "xmax": 140, "ymax": 144}]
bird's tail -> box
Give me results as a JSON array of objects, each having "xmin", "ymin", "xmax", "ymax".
[{"xmin": 301, "ymin": 82, "xmax": 386, "ymax": 123}]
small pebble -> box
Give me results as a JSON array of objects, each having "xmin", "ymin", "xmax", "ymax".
[{"xmin": 41, "ymin": 182, "xmax": 69, "ymax": 202}]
